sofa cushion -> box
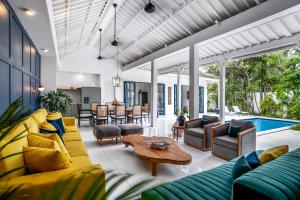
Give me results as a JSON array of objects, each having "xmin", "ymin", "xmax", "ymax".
[
  {"xmin": 259, "ymin": 145, "xmax": 288, "ymax": 165},
  {"xmin": 63, "ymin": 131, "xmax": 82, "ymax": 142},
  {"xmin": 0, "ymin": 124, "xmax": 29, "ymax": 178},
  {"xmin": 71, "ymin": 156, "xmax": 92, "ymax": 168},
  {"xmin": 31, "ymin": 133, "xmax": 71, "ymax": 161},
  {"xmin": 185, "ymin": 127, "xmax": 204, "ymax": 138},
  {"xmin": 32, "ymin": 110, "xmax": 47, "ymax": 126},
  {"xmin": 22, "ymin": 117, "xmax": 40, "ymax": 133},
  {"xmin": 233, "ymin": 148, "xmax": 300, "ymax": 200},
  {"xmin": 24, "ymin": 146, "xmax": 71, "ymax": 174},
  {"xmin": 64, "ymin": 141, "xmax": 88, "ymax": 157},
  {"xmin": 65, "ymin": 125, "xmax": 78, "ymax": 132},
  {"xmin": 142, "ymin": 159, "xmax": 236, "ymax": 200},
  {"xmin": 214, "ymin": 135, "xmax": 237, "ymax": 150},
  {"xmin": 232, "ymin": 155, "xmax": 252, "ymax": 181}
]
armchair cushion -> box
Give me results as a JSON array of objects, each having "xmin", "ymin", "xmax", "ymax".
[
  {"xmin": 214, "ymin": 135, "xmax": 237, "ymax": 150},
  {"xmin": 231, "ymin": 119, "xmax": 254, "ymax": 132},
  {"xmin": 185, "ymin": 128, "xmax": 204, "ymax": 138},
  {"xmin": 200, "ymin": 119, "xmax": 209, "ymax": 128},
  {"xmin": 229, "ymin": 125, "xmax": 242, "ymax": 138},
  {"xmin": 202, "ymin": 115, "xmax": 219, "ymax": 123}
]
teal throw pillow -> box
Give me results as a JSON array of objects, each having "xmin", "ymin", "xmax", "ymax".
[
  {"xmin": 200, "ymin": 119, "xmax": 209, "ymax": 128},
  {"xmin": 232, "ymin": 155, "xmax": 252, "ymax": 181},
  {"xmin": 229, "ymin": 125, "xmax": 242, "ymax": 137}
]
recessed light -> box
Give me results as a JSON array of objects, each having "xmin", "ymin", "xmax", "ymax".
[
  {"xmin": 20, "ymin": 8, "xmax": 36, "ymax": 16},
  {"xmin": 215, "ymin": 20, "xmax": 221, "ymax": 25},
  {"xmin": 41, "ymin": 48, "xmax": 48, "ymax": 52}
]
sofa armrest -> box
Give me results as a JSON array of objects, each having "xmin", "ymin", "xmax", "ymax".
[
  {"xmin": 211, "ymin": 123, "xmax": 230, "ymax": 139},
  {"xmin": 238, "ymin": 127, "xmax": 256, "ymax": 156},
  {"xmin": 0, "ymin": 165, "xmax": 105, "ymax": 200},
  {"xmin": 63, "ymin": 117, "xmax": 76, "ymax": 126},
  {"xmin": 184, "ymin": 118, "xmax": 202, "ymax": 129}
]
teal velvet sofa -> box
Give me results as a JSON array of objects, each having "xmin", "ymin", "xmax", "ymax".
[{"xmin": 141, "ymin": 148, "xmax": 300, "ymax": 200}]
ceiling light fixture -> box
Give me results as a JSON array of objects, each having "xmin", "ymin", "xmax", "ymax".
[
  {"xmin": 112, "ymin": 39, "xmax": 121, "ymax": 87},
  {"xmin": 144, "ymin": 0, "xmax": 156, "ymax": 13},
  {"xmin": 21, "ymin": 8, "xmax": 36, "ymax": 16},
  {"xmin": 111, "ymin": 3, "xmax": 119, "ymax": 46},
  {"xmin": 98, "ymin": 28, "xmax": 102, "ymax": 60},
  {"xmin": 41, "ymin": 48, "xmax": 48, "ymax": 52}
]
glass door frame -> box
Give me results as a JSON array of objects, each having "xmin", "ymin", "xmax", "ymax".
[{"xmin": 123, "ymin": 81, "xmax": 136, "ymax": 106}]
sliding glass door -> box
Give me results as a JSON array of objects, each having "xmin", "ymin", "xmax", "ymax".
[
  {"xmin": 124, "ymin": 81, "xmax": 136, "ymax": 106},
  {"xmin": 158, "ymin": 83, "xmax": 165, "ymax": 115}
]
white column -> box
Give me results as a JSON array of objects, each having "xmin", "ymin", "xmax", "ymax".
[
  {"xmin": 189, "ymin": 45, "xmax": 199, "ymax": 120},
  {"xmin": 176, "ymin": 71, "xmax": 181, "ymax": 112},
  {"xmin": 150, "ymin": 60, "xmax": 158, "ymax": 127},
  {"xmin": 218, "ymin": 57, "xmax": 229, "ymax": 123}
]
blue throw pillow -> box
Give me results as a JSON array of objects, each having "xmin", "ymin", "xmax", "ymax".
[
  {"xmin": 246, "ymin": 151, "xmax": 260, "ymax": 169},
  {"xmin": 48, "ymin": 118, "xmax": 65, "ymax": 133},
  {"xmin": 232, "ymin": 155, "xmax": 252, "ymax": 181},
  {"xmin": 45, "ymin": 120, "xmax": 64, "ymax": 142},
  {"xmin": 229, "ymin": 125, "xmax": 242, "ymax": 138}
]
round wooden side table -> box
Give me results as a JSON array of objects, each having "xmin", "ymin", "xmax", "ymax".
[{"xmin": 172, "ymin": 124, "xmax": 184, "ymax": 142}]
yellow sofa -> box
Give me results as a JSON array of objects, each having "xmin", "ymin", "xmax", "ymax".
[{"xmin": 0, "ymin": 109, "xmax": 105, "ymax": 200}]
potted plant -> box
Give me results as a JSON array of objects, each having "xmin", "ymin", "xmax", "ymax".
[{"xmin": 40, "ymin": 90, "xmax": 72, "ymax": 114}]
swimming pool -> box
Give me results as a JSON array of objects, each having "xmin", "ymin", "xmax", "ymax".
[{"xmin": 240, "ymin": 118, "xmax": 299, "ymax": 132}]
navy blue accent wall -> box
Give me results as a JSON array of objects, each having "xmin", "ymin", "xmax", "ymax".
[{"xmin": 0, "ymin": 0, "xmax": 41, "ymax": 115}]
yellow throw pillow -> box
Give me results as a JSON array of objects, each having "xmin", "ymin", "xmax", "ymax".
[
  {"xmin": 27, "ymin": 134, "xmax": 60, "ymax": 150},
  {"xmin": 23, "ymin": 146, "xmax": 71, "ymax": 174},
  {"xmin": 40, "ymin": 121, "xmax": 57, "ymax": 133},
  {"xmin": 259, "ymin": 145, "xmax": 289, "ymax": 164},
  {"xmin": 31, "ymin": 133, "xmax": 71, "ymax": 162}
]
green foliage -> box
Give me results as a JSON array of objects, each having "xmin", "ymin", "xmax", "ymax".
[
  {"xmin": 206, "ymin": 50, "xmax": 300, "ymax": 119},
  {"xmin": 291, "ymin": 124, "xmax": 300, "ymax": 131},
  {"xmin": 41, "ymin": 90, "xmax": 72, "ymax": 114}
]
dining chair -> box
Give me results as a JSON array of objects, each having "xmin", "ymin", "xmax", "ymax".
[
  {"xmin": 77, "ymin": 104, "xmax": 93, "ymax": 128},
  {"xmin": 93, "ymin": 105, "xmax": 109, "ymax": 125},
  {"xmin": 111, "ymin": 105, "xmax": 126, "ymax": 125},
  {"xmin": 142, "ymin": 103, "xmax": 150, "ymax": 122},
  {"xmin": 105, "ymin": 102, "xmax": 115, "ymax": 116},
  {"xmin": 127, "ymin": 105, "xmax": 143, "ymax": 125},
  {"xmin": 91, "ymin": 102, "xmax": 100, "ymax": 116}
]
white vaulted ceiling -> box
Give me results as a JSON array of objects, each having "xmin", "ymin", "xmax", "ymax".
[
  {"xmin": 52, "ymin": 0, "xmax": 109, "ymax": 57},
  {"xmin": 99, "ymin": 0, "xmax": 267, "ymax": 65}
]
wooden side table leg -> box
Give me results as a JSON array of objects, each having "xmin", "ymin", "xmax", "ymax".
[
  {"xmin": 177, "ymin": 129, "xmax": 179, "ymax": 142},
  {"xmin": 151, "ymin": 162, "xmax": 158, "ymax": 176}
]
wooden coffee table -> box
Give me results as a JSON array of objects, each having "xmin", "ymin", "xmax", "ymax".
[{"xmin": 122, "ymin": 134, "xmax": 192, "ymax": 176}]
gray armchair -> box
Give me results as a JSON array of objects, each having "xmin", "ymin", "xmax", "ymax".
[
  {"xmin": 211, "ymin": 119, "xmax": 256, "ymax": 160},
  {"xmin": 184, "ymin": 115, "xmax": 221, "ymax": 151}
]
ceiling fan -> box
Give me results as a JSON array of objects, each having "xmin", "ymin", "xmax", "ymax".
[
  {"xmin": 144, "ymin": 0, "xmax": 156, "ymax": 13},
  {"xmin": 111, "ymin": 3, "xmax": 119, "ymax": 46}
]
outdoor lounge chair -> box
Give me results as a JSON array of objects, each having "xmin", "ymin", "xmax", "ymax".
[
  {"xmin": 233, "ymin": 106, "xmax": 248, "ymax": 115},
  {"xmin": 211, "ymin": 119, "xmax": 256, "ymax": 160},
  {"xmin": 225, "ymin": 106, "xmax": 235, "ymax": 115}
]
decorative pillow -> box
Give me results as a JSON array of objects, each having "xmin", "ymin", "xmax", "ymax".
[
  {"xmin": 27, "ymin": 134, "xmax": 61, "ymax": 150},
  {"xmin": 47, "ymin": 112, "xmax": 65, "ymax": 133},
  {"xmin": 246, "ymin": 151, "xmax": 260, "ymax": 169},
  {"xmin": 40, "ymin": 121, "xmax": 63, "ymax": 141},
  {"xmin": 259, "ymin": 145, "xmax": 288, "ymax": 165},
  {"xmin": 23, "ymin": 146, "xmax": 71, "ymax": 174},
  {"xmin": 200, "ymin": 119, "xmax": 209, "ymax": 128},
  {"xmin": 30, "ymin": 133, "xmax": 71, "ymax": 161},
  {"xmin": 232, "ymin": 155, "xmax": 252, "ymax": 181},
  {"xmin": 228, "ymin": 125, "xmax": 242, "ymax": 138}
]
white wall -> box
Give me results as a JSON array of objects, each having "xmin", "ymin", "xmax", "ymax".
[
  {"xmin": 41, "ymin": 55, "xmax": 57, "ymax": 92},
  {"xmin": 56, "ymin": 71, "xmax": 100, "ymax": 88}
]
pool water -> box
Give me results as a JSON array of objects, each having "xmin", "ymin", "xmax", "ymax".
[{"xmin": 240, "ymin": 118, "xmax": 299, "ymax": 132}]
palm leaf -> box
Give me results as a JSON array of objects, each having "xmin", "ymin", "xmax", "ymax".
[
  {"xmin": 115, "ymin": 179, "xmax": 154, "ymax": 200},
  {"xmin": 0, "ymin": 184, "xmax": 24, "ymax": 200},
  {"xmin": 0, "ymin": 166, "xmax": 25, "ymax": 179}
]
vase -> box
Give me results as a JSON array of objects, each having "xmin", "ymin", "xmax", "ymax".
[{"xmin": 177, "ymin": 115, "xmax": 186, "ymax": 126}]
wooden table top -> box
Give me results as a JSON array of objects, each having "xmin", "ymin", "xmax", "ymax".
[{"xmin": 122, "ymin": 134, "xmax": 192, "ymax": 165}]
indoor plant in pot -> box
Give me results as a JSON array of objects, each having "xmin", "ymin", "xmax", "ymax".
[
  {"xmin": 40, "ymin": 90, "xmax": 72, "ymax": 114},
  {"xmin": 176, "ymin": 108, "xmax": 188, "ymax": 126}
]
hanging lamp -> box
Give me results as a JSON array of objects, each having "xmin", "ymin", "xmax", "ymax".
[
  {"xmin": 97, "ymin": 28, "xmax": 102, "ymax": 60},
  {"xmin": 111, "ymin": 3, "xmax": 118, "ymax": 46},
  {"xmin": 112, "ymin": 43, "xmax": 121, "ymax": 87}
]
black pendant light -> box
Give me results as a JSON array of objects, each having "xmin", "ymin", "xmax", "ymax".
[
  {"xmin": 144, "ymin": 0, "xmax": 156, "ymax": 13},
  {"xmin": 97, "ymin": 28, "xmax": 102, "ymax": 60},
  {"xmin": 111, "ymin": 3, "xmax": 118, "ymax": 46}
]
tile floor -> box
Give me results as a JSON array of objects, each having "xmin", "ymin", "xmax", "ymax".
[{"xmin": 79, "ymin": 116, "xmax": 300, "ymax": 195}]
